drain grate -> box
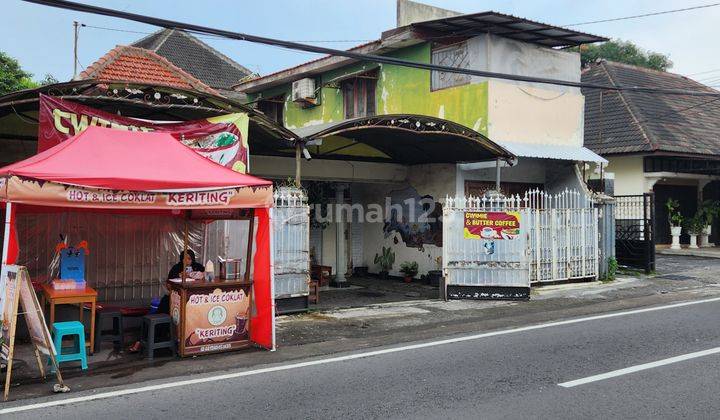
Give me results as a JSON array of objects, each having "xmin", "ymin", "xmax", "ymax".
[{"xmin": 657, "ymin": 274, "xmax": 697, "ymax": 281}]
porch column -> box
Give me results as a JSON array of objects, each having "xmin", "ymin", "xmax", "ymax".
[{"xmin": 332, "ymin": 183, "xmax": 349, "ymax": 287}]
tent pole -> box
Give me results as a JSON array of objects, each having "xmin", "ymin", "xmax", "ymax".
[
  {"xmin": 2, "ymin": 202, "xmax": 12, "ymax": 265},
  {"xmin": 495, "ymin": 158, "xmax": 501, "ymax": 192},
  {"xmin": 181, "ymin": 215, "xmax": 188, "ymax": 284}
]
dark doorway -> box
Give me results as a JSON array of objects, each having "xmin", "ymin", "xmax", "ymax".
[{"xmin": 654, "ymin": 184, "xmax": 698, "ymax": 244}]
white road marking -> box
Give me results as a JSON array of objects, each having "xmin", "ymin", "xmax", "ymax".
[
  {"xmin": 3, "ymin": 296, "xmax": 720, "ymax": 415},
  {"xmin": 559, "ymin": 347, "xmax": 720, "ymax": 388}
]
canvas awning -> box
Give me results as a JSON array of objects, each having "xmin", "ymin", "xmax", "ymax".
[
  {"xmin": 0, "ymin": 126, "xmax": 273, "ymax": 209},
  {"xmin": 290, "ymin": 114, "xmax": 514, "ymax": 164}
]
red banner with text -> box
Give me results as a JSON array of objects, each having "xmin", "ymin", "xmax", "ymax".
[
  {"xmin": 464, "ymin": 211, "xmax": 521, "ymax": 240},
  {"xmin": 38, "ymin": 95, "xmax": 249, "ymax": 173}
]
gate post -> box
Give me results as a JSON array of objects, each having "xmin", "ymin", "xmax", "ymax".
[{"xmin": 595, "ymin": 194, "xmax": 616, "ymax": 280}]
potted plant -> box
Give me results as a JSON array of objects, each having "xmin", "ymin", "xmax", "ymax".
[
  {"xmin": 427, "ymin": 256, "xmax": 442, "ymax": 287},
  {"xmin": 399, "ymin": 261, "xmax": 419, "ymax": 283},
  {"xmin": 685, "ymin": 212, "xmax": 705, "ymax": 249},
  {"xmin": 700, "ymin": 200, "xmax": 719, "ymax": 247},
  {"xmin": 373, "ymin": 246, "xmax": 395, "ymax": 279},
  {"xmin": 666, "ymin": 198, "xmax": 683, "ymax": 250}
]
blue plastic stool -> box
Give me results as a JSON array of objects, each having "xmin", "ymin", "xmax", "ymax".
[{"xmin": 50, "ymin": 321, "xmax": 88, "ymax": 371}]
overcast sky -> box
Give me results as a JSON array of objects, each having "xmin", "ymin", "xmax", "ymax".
[{"xmin": 4, "ymin": 0, "xmax": 720, "ymax": 84}]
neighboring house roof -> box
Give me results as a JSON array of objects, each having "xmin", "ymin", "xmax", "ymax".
[
  {"xmin": 132, "ymin": 29, "xmax": 252, "ymax": 91},
  {"xmin": 79, "ymin": 45, "xmax": 219, "ymax": 95},
  {"xmin": 235, "ymin": 11, "xmax": 605, "ymax": 93},
  {"xmin": 582, "ymin": 60, "xmax": 720, "ymax": 157}
]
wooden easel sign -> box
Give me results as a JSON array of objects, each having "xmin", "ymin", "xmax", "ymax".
[{"xmin": 1, "ymin": 265, "xmax": 66, "ymax": 401}]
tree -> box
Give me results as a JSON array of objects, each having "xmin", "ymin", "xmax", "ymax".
[
  {"xmin": 575, "ymin": 39, "xmax": 673, "ymax": 71},
  {"xmin": 0, "ymin": 51, "xmax": 38, "ymax": 95}
]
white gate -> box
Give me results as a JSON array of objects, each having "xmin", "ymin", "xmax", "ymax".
[
  {"xmin": 443, "ymin": 189, "xmax": 598, "ymax": 298},
  {"xmin": 526, "ymin": 189, "xmax": 598, "ymax": 284},
  {"xmin": 273, "ymin": 188, "xmax": 310, "ymax": 299}
]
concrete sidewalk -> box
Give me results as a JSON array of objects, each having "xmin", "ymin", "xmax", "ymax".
[{"xmin": 4, "ymin": 255, "xmax": 720, "ymax": 402}]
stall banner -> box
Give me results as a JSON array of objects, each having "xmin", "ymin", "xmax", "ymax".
[
  {"xmin": 38, "ymin": 95, "xmax": 250, "ymax": 173},
  {"xmin": 183, "ymin": 287, "xmax": 251, "ymax": 355},
  {"xmin": 0, "ymin": 176, "xmax": 273, "ymax": 210},
  {"xmin": 464, "ymin": 211, "xmax": 521, "ymax": 240}
]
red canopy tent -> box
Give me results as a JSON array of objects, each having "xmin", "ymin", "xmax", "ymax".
[{"xmin": 0, "ymin": 126, "xmax": 276, "ymax": 350}]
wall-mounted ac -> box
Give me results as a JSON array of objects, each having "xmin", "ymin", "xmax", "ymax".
[{"xmin": 291, "ymin": 78, "xmax": 317, "ymax": 106}]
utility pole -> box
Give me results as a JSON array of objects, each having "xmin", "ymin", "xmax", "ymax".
[{"xmin": 72, "ymin": 21, "xmax": 79, "ymax": 79}]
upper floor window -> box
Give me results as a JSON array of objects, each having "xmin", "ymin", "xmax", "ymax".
[
  {"xmin": 431, "ymin": 42, "xmax": 470, "ymax": 91},
  {"xmin": 256, "ymin": 95, "xmax": 285, "ymax": 125},
  {"xmin": 342, "ymin": 71, "xmax": 377, "ymax": 119}
]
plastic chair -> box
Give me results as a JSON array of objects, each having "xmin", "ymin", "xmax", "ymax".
[{"xmin": 50, "ymin": 321, "xmax": 88, "ymax": 371}]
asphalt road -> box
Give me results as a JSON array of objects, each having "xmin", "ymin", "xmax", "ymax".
[{"xmin": 4, "ymin": 297, "xmax": 720, "ymax": 419}]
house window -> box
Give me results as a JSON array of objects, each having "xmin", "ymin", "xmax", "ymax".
[
  {"xmin": 341, "ymin": 71, "xmax": 377, "ymax": 119},
  {"xmin": 431, "ymin": 42, "xmax": 470, "ymax": 91},
  {"xmin": 256, "ymin": 95, "xmax": 284, "ymax": 125}
]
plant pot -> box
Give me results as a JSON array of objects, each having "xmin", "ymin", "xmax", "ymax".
[
  {"xmin": 701, "ymin": 225, "xmax": 713, "ymax": 248},
  {"xmin": 403, "ymin": 276, "xmax": 412, "ymax": 283},
  {"xmin": 427, "ymin": 270, "xmax": 442, "ymax": 287},
  {"xmin": 378, "ymin": 271, "xmax": 389, "ymax": 280},
  {"xmin": 670, "ymin": 226, "xmax": 682, "ymax": 250},
  {"xmin": 689, "ymin": 234, "xmax": 699, "ymax": 249}
]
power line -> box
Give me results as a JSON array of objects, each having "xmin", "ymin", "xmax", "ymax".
[
  {"xmin": 82, "ymin": 23, "xmax": 372, "ymax": 44},
  {"xmin": 562, "ymin": 2, "xmax": 720, "ymax": 27},
  {"xmin": 21, "ymin": 0, "xmax": 720, "ymax": 97}
]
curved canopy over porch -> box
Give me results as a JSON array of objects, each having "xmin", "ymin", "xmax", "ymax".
[{"xmin": 290, "ymin": 114, "xmax": 514, "ymax": 164}]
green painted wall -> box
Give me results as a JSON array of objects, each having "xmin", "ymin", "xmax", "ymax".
[{"xmin": 250, "ymin": 43, "xmax": 489, "ymax": 135}]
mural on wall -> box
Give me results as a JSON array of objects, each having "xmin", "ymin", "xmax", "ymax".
[{"xmin": 383, "ymin": 186, "xmax": 442, "ymax": 248}]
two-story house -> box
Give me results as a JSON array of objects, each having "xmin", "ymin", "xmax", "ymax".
[{"xmin": 235, "ymin": 1, "xmax": 607, "ymax": 295}]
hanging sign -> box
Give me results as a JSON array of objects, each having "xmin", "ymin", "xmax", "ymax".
[
  {"xmin": 38, "ymin": 95, "xmax": 250, "ymax": 173},
  {"xmin": 464, "ymin": 211, "xmax": 521, "ymax": 240},
  {"xmin": 1, "ymin": 265, "xmax": 65, "ymax": 400}
]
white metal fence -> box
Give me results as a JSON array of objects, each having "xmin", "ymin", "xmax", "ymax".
[
  {"xmin": 273, "ymin": 188, "xmax": 310, "ymax": 299},
  {"xmin": 443, "ymin": 189, "xmax": 598, "ymax": 291}
]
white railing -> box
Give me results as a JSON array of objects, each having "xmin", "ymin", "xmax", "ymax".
[
  {"xmin": 443, "ymin": 189, "xmax": 598, "ymax": 290},
  {"xmin": 273, "ymin": 188, "xmax": 310, "ymax": 299}
]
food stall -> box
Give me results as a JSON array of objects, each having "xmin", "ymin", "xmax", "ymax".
[{"xmin": 0, "ymin": 126, "xmax": 276, "ymax": 353}]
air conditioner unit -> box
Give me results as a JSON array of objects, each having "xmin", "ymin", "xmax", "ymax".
[{"xmin": 291, "ymin": 78, "xmax": 317, "ymax": 106}]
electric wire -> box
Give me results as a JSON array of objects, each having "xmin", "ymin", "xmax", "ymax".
[{"xmin": 21, "ymin": 0, "xmax": 720, "ymax": 98}]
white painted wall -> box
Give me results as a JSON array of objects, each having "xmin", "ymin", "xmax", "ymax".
[
  {"xmin": 487, "ymin": 80, "xmax": 585, "ymax": 147},
  {"xmin": 605, "ymin": 155, "xmax": 646, "ymax": 195}
]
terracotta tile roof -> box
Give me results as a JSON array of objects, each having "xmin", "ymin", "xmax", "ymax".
[
  {"xmin": 79, "ymin": 45, "xmax": 219, "ymax": 95},
  {"xmin": 582, "ymin": 61, "xmax": 720, "ymax": 157}
]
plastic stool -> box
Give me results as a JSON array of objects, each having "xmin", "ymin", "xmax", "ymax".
[
  {"xmin": 94, "ymin": 309, "xmax": 124, "ymax": 351},
  {"xmin": 140, "ymin": 314, "xmax": 175, "ymax": 360},
  {"xmin": 50, "ymin": 321, "xmax": 88, "ymax": 371}
]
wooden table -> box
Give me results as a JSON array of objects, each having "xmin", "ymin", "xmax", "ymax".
[{"xmin": 40, "ymin": 284, "xmax": 97, "ymax": 354}]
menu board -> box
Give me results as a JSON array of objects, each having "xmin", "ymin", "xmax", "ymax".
[
  {"xmin": 182, "ymin": 286, "xmax": 251, "ymax": 355},
  {"xmin": 0, "ymin": 265, "xmax": 19, "ymax": 361},
  {"xmin": 18, "ymin": 271, "xmax": 55, "ymax": 356}
]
